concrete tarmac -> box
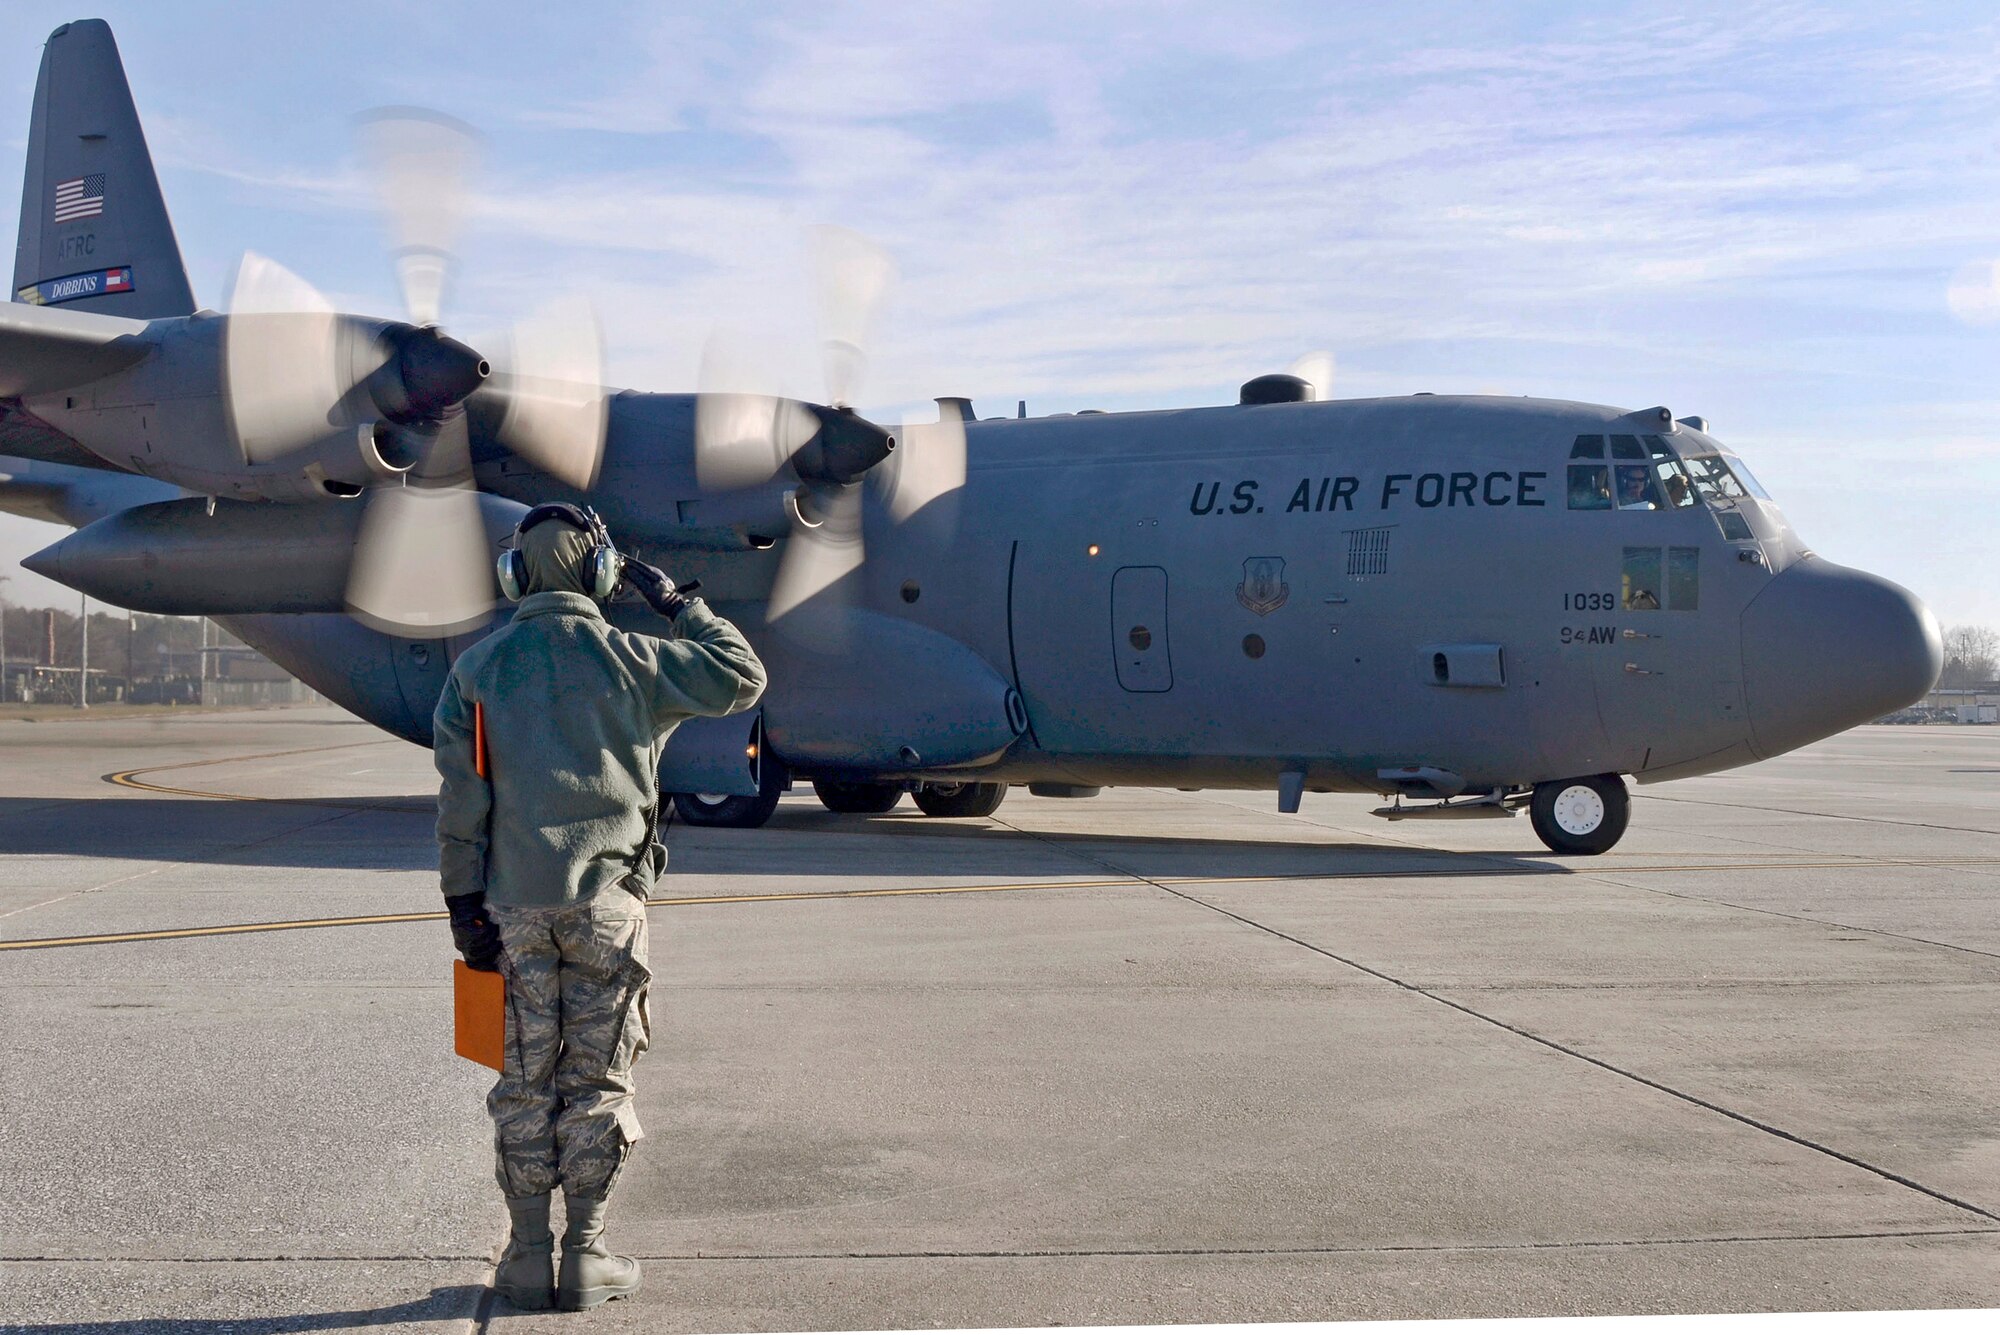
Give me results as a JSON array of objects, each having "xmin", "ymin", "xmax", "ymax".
[{"xmin": 0, "ymin": 706, "xmax": 1995, "ymax": 1331}]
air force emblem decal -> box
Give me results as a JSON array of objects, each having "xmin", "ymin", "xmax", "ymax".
[{"xmin": 1236, "ymin": 557, "xmax": 1289, "ymax": 615}]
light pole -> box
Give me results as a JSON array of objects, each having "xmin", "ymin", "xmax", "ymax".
[
  {"xmin": 0, "ymin": 574, "xmax": 9, "ymax": 704},
  {"xmin": 77, "ymin": 592, "xmax": 88, "ymax": 710}
]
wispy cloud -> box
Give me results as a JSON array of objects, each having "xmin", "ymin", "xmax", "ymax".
[{"xmin": 1, "ymin": 1, "xmax": 1997, "ymax": 619}]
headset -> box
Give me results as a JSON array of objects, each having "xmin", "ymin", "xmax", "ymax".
[{"xmin": 496, "ymin": 502, "xmax": 624, "ymax": 602}]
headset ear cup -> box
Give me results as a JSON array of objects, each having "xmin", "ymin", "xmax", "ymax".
[
  {"xmin": 497, "ymin": 550, "xmax": 524, "ymax": 601},
  {"xmin": 590, "ymin": 546, "xmax": 621, "ymax": 600}
]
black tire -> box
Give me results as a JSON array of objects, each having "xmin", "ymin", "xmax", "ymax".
[
  {"xmin": 1529, "ymin": 774, "xmax": 1629, "ymax": 855},
  {"xmin": 812, "ymin": 778, "xmax": 904, "ymax": 814},
  {"xmin": 912, "ymin": 781, "xmax": 1007, "ymax": 818},
  {"xmin": 672, "ymin": 758, "xmax": 786, "ymax": 829}
]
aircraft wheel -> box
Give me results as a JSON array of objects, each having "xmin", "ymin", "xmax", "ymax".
[
  {"xmin": 912, "ymin": 781, "xmax": 1007, "ymax": 818},
  {"xmin": 812, "ymin": 779, "xmax": 904, "ymax": 814},
  {"xmin": 671, "ymin": 758, "xmax": 787, "ymax": 829},
  {"xmin": 1529, "ymin": 774, "xmax": 1628, "ymax": 855}
]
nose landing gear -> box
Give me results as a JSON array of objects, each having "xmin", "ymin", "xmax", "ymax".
[{"xmin": 1528, "ymin": 773, "xmax": 1629, "ymax": 855}]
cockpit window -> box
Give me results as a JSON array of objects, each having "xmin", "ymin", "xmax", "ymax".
[
  {"xmin": 1655, "ymin": 459, "xmax": 1696, "ymax": 507},
  {"xmin": 1724, "ymin": 454, "xmax": 1772, "ymax": 500},
  {"xmin": 1570, "ymin": 434, "xmax": 1605, "ymax": 459},
  {"xmin": 1681, "ymin": 454, "xmax": 1748, "ymax": 505},
  {"xmin": 1615, "ymin": 464, "xmax": 1662, "ymax": 509},
  {"xmin": 1568, "ymin": 464, "xmax": 1612, "ymax": 509},
  {"xmin": 1609, "ymin": 433, "xmax": 1646, "ymax": 460}
]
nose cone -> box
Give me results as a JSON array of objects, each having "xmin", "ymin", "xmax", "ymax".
[{"xmin": 1741, "ymin": 558, "xmax": 1941, "ymax": 760}]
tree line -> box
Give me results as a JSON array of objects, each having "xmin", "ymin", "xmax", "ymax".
[
  {"xmin": 0, "ymin": 599, "xmax": 245, "ymax": 684},
  {"xmin": 1941, "ymin": 625, "xmax": 1998, "ymax": 691}
]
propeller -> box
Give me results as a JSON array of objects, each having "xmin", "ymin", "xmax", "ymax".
[
  {"xmin": 221, "ymin": 110, "xmax": 611, "ymax": 635},
  {"xmin": 691, "ymin": 226, "xmax": 967, "ymax": 645},
  {"xmin": 1286, "ymin": 350, "xmax": 1336, "ymax": 403}
]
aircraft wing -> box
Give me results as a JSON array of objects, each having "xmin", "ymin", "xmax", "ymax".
[
  {"xmin": 0, "ymin": 452, "xmax": 178, "ymax": 527},
  {"xmin": 0, "ymin": 301, "xmax": 152, "ymax": 398},
  {"xmin": 0, "ymin": 400, "xmax": 122, "ymax": 472}
]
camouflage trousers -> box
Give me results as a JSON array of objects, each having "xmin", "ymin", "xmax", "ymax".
[{"xmin": 488, "ymin": 891, "xmax": 651, "ymax": 1201}]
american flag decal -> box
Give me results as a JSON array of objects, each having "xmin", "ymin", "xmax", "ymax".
[{"xmin": 53, "ymin": 174, "xmax": 105, "ymax": 223}]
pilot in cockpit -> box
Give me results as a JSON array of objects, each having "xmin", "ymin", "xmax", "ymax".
[{"xmin": 1615, "ymin": 466, "xmax": 1657, "ymax": 510}]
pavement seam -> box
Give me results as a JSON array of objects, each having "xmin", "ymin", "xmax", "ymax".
[
  {"xmin": 1553, "ymin": 871, "xmax": 2000, "ymax": 965},
  {"xmin": 987, "ymin": 815, "xmax": 2000, "ymax": 1229},
  {"xmin": 1180, "ymin": 786, "xmax": 2000, "ymax": 966},
  {"xmin": 636, "ymin": 1226, "xmax": 2000, "ymax": 1259},
  {"xmin": 1636, "ymin": 789, "xmax": 2000, "ymax": 840},
  {"xmin": 10, "ymin": 1227, "xmax": 1996, "ymax": 1263},
  {"xmin": 1184, "ymin": 886, "xmax": 2000, "ymax": 1225}
]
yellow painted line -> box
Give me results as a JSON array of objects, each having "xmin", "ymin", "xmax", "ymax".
[
  {"xmin": 0, "ymin": 877, "xmax": 1141, "ymax": 951},
  {"xmin": 8, "ymin": 856, "xmax": 2000, "ymax": 953},
  {"xmin": 105, "ymin": 741, "xmax": 431, "ymax": 813}
]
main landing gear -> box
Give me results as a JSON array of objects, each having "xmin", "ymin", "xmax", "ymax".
[
  {"xmin": 911, "ymin": 781, "xmax": 1007, "ymax": 818},
  {"xmin": 811, "ymin": 779, "xmax": 904, "ymax": 814},
  {"xmin": 671, "ymin": 758, "xmax": 787, "ymax": 829},
  {"xmin": 806, "ymin": 778, "xmax": 1010, "ymax": 819},
  {"xmin": 1527, "ymin": 774, "xmax": 1629, "ymax": 855}
]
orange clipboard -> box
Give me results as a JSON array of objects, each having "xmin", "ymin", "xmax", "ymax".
[{"xmin": 454, "ymin": 959, "xmax": 505, "ymax": 1071}]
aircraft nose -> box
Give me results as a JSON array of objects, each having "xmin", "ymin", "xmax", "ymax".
[{"xmin": 1740, "ymin": 558, "xmax": 1941, "ymax": 760}]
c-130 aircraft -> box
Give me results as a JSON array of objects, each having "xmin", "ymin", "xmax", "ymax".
[{"xmin": 0, "ymin": 21, "xmax": 1943, "ymax": 855}]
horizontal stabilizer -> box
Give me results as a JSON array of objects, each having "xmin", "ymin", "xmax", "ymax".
[{"xmin": 0, "ymin": 300, "xmax": 150, "ymax": 397}]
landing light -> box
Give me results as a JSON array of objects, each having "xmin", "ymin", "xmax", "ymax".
[{"xmin": 1087, "ymin": 544, "xmax": 1100, "ymax": 557}]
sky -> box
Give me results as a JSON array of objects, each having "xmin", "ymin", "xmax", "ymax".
[{"xmin": 1, "ymin": 1, "xmax": 1997, "ymax": 627}]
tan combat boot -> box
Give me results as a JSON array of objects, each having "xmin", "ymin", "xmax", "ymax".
[
  {"xmin": 493, "ymin": 1192, "xmax": 556, "ymax": 1310},
  {"xmin": 557, "ymin": 1195, "xmax": 642, "ymax": 1310}
]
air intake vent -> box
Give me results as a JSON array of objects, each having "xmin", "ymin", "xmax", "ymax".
[{"xmin": 1344, "ymin": 526, "xmax": 1391, "ymax": 577}]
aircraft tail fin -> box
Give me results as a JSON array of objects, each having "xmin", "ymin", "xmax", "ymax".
[{"xmin": 12, "ymin": 19, "xmax": 196, "ymax": 319}]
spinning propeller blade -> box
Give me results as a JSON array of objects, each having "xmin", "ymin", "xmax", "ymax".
[
  {"xmin": 355, "ymin": 108, "xmax": 479, "ymax": 326},
  {"xmin": 692, "ymin": 226, "xmax": 971, "ymax": 641},
  {"xmin": 1286, "ymin": 350, "xmax": 1335, "ymax": 402},
  {"xmin": 490, "ymin": 296, "xmax": 610, "ymax": 490},
  {"xmin": 344, "ymin": 414, "xmax": 495, "ymax": 635},
  {"xmin": 693, "ymin": 328, "xmax": 820, "ymax": 491},
  {"xmin": 809, "ymin": 224, "xmax": 895, "ymax": 408},
  {"xmin": 224, "ymin": 253, "xmax": 385, "ymax": 464}
]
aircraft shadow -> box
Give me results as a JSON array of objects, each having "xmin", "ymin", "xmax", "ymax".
[
  {"xmin": 0, "ymin": 794, "xmax": 1573, "ymax": 882},
  {"xmin": 3, "ymin": 1284, "xmax": 487, "ymax": 1333}
]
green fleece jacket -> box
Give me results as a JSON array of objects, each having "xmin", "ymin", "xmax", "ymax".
[{"xmin": 434, "ymin": 592, "xmax": 766, "ymax": 906}]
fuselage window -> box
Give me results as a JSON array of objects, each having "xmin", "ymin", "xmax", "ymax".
[
  {"xmin": 1615, "ymin": 464, "xmax": 1662, "ymax": 510},
  {"xmin": 1622, "ymin": 546, "xmax": 1662, "ymax": 610},
  {"xmin": 1609, "ymin": 433, "xmax": 1645, "ymax": 459},
  {"xmin": 1569, "ymin": 464, "xmax": 1612, "ymax": 509},
  {"xmin": 1715, "ymin": 510, "xmax": 1755, "ymax": 541},
  {"xmin": 1667, "ymin": 546, "xmax": 1699, "ymax": 610},
  {"xmin": 1570, "ymin": 434, "xmax": 1606, "ymax": 459}
]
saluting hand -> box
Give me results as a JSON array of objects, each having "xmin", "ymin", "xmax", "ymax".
[{"xmin": 623, "ymin": 560, "xmax": 692, "ymax": 619}]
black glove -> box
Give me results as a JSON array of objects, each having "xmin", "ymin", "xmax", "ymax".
[
  {"xmin": 624, "ymin": 560, "xmax": 693, "ymax": 619},
  {"xmin": 445, "ymin": 892, "xmax": 502, "ymax": 972}
]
